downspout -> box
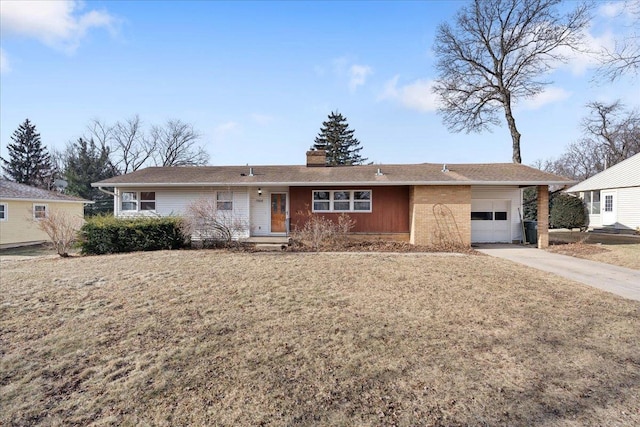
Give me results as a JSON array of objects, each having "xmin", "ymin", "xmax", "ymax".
[{"xmin": 97, "ymin": 187, "xmax": 118, "ymax": 215}]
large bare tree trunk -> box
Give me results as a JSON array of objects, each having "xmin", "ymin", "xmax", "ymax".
[{"xmin": 503, "ymin": 93, "xmax": 522, "ymax": 164}]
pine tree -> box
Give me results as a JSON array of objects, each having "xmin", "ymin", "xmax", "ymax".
[
  {"xmin": 1, "ymin": 119, "xmax": 54, "ymax": 188},
  {"xmin": 63, "ymin": 137, "xmax": 118, "ymax": 214},
  {"xmin": 312, "ymin": 111, "xmax": 367, "ymax": 165}
]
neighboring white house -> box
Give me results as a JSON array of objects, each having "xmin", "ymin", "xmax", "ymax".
[{"xmin": 566, "ymin": 153, "xmax": 640, "ymax": 231}]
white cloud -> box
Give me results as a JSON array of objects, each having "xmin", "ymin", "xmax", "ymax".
[
  {"xmin": 348, "ymin": 64, "xmax": 372, "ymax": 92},
  {"xmin": 380, "ymin": 75, "xmax": 440, "ymax": 112},
  {"xmin": 250, "ymin": 114, "xmax": 273, "ymax": 126},
  {"xmin": 215, "ymin": 121, "xmax": 239, "ymax": 134},
  {"xmin": 520, "ymin": 86, "xmax": 571, "ymax": 110},
  {"xmin": 326, "ymin": 56, "xmax": 373, "ymax": 91},
  {"xmin": 0, "ymin": 48, "xmax": 9, "ymax": 73},
  {"xmin": 0, "ymin": 0, "xmax": 117, "ymax": 53},
  {"xmin": 599, "ymin": 1, "xmax": 627, "ymax": 18}
]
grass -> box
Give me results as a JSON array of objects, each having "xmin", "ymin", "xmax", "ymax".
[
  {"xmin": 547, "ymin": 242, "xmax": 640, "ymax": 270},
  {"xmin": 1, "ymin": 250, "xmax": 639, "ymax": 426}
]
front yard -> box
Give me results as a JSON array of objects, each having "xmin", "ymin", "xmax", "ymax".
[{"xmin": 1, "ymin": 251, "xmax": 639, "ymax": 426}]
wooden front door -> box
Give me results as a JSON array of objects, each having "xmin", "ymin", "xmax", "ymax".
[{"xmin": 271, "ymin": 193, "xmax": 287, "ymax": 233}]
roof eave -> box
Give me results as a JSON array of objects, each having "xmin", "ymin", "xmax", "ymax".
[
  {"xmin": 0, "ymin": 197, "xmax": 93, "ymax": 203},
  {"xmin": 92, "ymin": 180, "xmax": 575, "ymax": 187}
]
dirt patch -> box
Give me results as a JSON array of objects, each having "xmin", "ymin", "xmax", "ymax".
[
  {"xmin": 1, "ymin": 251, "xmax": 639, "ymax": 426},
  {"xmin": 547, "ymin": 242, "xmax": 610, "ymax": 257}
]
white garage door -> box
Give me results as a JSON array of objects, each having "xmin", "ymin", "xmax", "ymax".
[{"xmin": 471, "ymin": 200, "xmax": 511, "ymax": 243}]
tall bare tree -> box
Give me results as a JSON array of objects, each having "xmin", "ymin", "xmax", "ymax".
[
  {"xmin": 598, "ymin": 0, "xmax": 640, "ymax": 81},
  {"xmin": 536, "ymin": 101, "xmax": 640, "ymax": 180},
  {"xmin": 150, "ymin": 119, "xmax": 209, "ymax": 167},
  {"xmin": 87, "ymin": 115, "xmax": 153, "ymax": 174},
  {"xmin": 86, "ymin": 116, "xmax": 208, "ymax": 172},
  {"xmin": 433, "ymin": 0, "xmax": 592, "ymax": 163}
]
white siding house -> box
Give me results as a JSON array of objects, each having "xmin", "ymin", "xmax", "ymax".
[{"xmin": 567, "ymin": 153, "xmax": 640, "ymax": 231}]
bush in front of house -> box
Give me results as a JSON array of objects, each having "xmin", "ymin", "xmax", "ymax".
[
  {"xmin": 550, "ymin": 193, "xmax": 589, "ymax": 230},
  {"xmin": 79, "ymin": 215, "xmax": 188, "ymax": 255}
]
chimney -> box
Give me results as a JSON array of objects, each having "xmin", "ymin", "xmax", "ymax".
[{"xmin": 306, "ymin": 150, "xmax": 326, "ymax": 167}]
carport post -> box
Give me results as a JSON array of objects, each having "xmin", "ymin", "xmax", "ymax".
[{"xmin": 537, "ymin": 185, "xmax": 549, "ymax": 248}]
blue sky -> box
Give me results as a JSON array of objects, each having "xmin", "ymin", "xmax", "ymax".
[{"xmin": 1, "ymin": 0, "xmax": 638, "ymax": 168}]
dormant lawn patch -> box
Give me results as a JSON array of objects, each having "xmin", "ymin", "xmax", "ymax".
[{"xmin": 1, "ymin": 251, "xmax": 639, "ymax": 426}]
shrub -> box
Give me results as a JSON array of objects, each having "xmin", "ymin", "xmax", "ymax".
[
  {"xmin": 291, "ymin": 210, "xmax": 355, "ymax": 251},
  {"xmin": 180, "ymin": 198, "xmax": 249, "ymax": 247},
  {"xmin": 550, "ymin": 193, "xmax": 589, "ymax": 230},
  {"xmin": 79, "ymin": 215, "xmax": 187, "ymax": 255},
  {"xmin": 36, "ymin": 209, "xmax": 84, "ymax": 257}
]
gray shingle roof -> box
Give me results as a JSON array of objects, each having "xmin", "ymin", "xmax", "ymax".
[
  {"xmin": 92, "ymin": 163, "xmax": 575, "ymax": 187},
  {"xmin": 0, "ymin": 180, "xmax": 90, "ymax": 203}
]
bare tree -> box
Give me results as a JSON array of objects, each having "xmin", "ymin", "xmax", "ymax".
[
  {"xmin": 36, "ymin": 209, "xmax": 84, "ymax": 257},
  {"xmin": 181, "ymin": 197, "xmax": 248, "ymax": 247},
  {"xmin": 598, "ymin": 0, "xmax": 640, "ymax": 81},
  {"xmin": 87, "ymin": 115, "xmax": 153, "ymax": 174},
  {"xmin": 86, "ymin": 116, "xmax": 208, "ymax": 172},
  {"xmin": 536, "ymin": 101, "xmax": 640, "ymax": 180},
  {"xmin": 433, "ymin": 0, "xmax": 592, "ymax": 163},
  {"xmin": 150, "ymin": 119, "xmax": 209, "ymax": 167}
]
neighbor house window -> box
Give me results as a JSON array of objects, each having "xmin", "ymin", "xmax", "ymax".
[
  {"xmin": 33, "ymin": 204, "xmax": 47, "ymax": 220},
  {"xmin": 583, "ymin": 191, "xmax": 600, "ymax": 215},
  {"xmin": 0, "ymin": 203, "xmax": 7, "ymax": 221},
  {"xmin": 312, "ymin": 190, "xmax": 372, "ymax": 212},
  {"xmin": 121, "ymin": 191, "xmax": 156, "ymax": 212},
  {"xmin": 604, "ymin": 194, "xmax": 613, "ymax": 212},
  {"xmin": 216, "ymin": 191, "xmax": 233, "ymax": 211}
]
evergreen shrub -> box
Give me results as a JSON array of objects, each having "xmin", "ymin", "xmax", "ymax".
[
  {"xmin": 550, "ymin": 193, "xmax": 589, "ymax": 230},
  {"xmin": 80, "ymin": 215, "xmax": 187, "ymax": 255}
]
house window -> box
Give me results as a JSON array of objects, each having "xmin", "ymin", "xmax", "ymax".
[
  {"xmin": 0, "ymin": 203, "xmax": 7, "ymax": 221},
  {"xmin": 312, "ymin": 190, "xmax": 372, "ymax": 212},
  {"xmin": 121, "ymin": 191, "xmax": 156, "ymax": 212},
  {"xmin": 140, "ymin": 192, "xmax": 156, "ymax": 211},
  {"xmin": 33, "ymin": 204, "xmax": 47, "ymax": 220},
  {"xmin": 216, "ymin": 191, "xmax": 233, "ymax": 211},
  {"xmin": 121, "ymin": 192, "xmax": 138, "ymax": 211},
  {"xmin": 604, "ymin": 195, "xmax": 613, "ymax": 212},
  {"xmin": 583, "ymin": 191, "xmax": 600, "ymax": 215}
]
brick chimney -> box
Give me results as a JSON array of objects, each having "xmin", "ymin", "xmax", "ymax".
[{"xmin": 306, "ymin": 150, "xmax": 326, "ymax": 167}]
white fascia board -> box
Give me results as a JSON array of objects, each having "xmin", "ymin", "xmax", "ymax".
[{"xmin": 0, "ymin": 197, "xmax": 92, "ymax": 204}]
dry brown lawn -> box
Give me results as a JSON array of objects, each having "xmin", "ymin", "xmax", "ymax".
[
  {"xmin": 547, "ymin": 243, "xmax": 640, "ymax": 270},
  {"xmin": 1, "ymin": 250, "xmax": 639, "ymax": 426}
]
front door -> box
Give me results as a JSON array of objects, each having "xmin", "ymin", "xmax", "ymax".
[
  {"xmin": 271, "ymin": 193, "xmax": 287, "ymax": 233},
  {"xmin": 601, "ymin": 190, "xmax": 616, "ymax": 226}
]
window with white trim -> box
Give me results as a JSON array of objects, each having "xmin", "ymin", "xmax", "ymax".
[
  {"xmin": 312, "ymin": 190, "xmax": 372, "ymax": 212},
  {"xmin": 583, "ymin": 191, "xmax": 600, "ymax": 215},
  {"xmin": 121, "ymin": 191, "xmax": 156, "ymax": 212},
  {"xmin": 604, "ymin": 194, "xmax": 613, "ymax": 212},
  {"xmin": 0, "ymin": 203, "xmax": 7, "ymax": 221},
  {"xmin": 33, "ymin": 204, "xmax": 47, "ymax": 220},
  {"xmin": 216, "ymin": 191, "xmax": 233, "ymax": 211}
]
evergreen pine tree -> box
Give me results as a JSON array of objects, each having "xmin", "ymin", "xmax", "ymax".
[
  {"xmin": 63, "ymin": 137, "xmax": 118, "ymax": 215},
  {"xmin": 312, "ymin": 111, "xmax": 367, "ymax": 165},
  {"xmin": 1, "ymin": 119, "xmax": 54, "ymax": 188}
]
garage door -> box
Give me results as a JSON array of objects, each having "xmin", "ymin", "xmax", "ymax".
[{"xmin": 471, "ymin": 200, "xmax": 511, "ymax": 243}]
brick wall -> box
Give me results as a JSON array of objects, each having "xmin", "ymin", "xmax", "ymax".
[
  {"xmin": 536, "ymin": 185, "xmax": 549, "ymax": 248},
  {"xmin": 409, "ymin": 185, "xmax": 471, "ymax": 246}
]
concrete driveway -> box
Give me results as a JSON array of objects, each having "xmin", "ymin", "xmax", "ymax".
[{"xmin": 476, "ymin": 244, "xmax": 640, "ymax": 302}]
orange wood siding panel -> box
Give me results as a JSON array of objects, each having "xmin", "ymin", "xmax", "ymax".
[{"xmin": 290, "ymin": 186, "xmax": 410, "ymax": 233}]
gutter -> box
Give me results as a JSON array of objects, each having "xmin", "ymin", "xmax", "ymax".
[
  {"xmin": 91, "ymin": 180, "xmax": 577, "ymax": 188},
  {"xmin": 97, "ymin": 186, "xmax": 117, "ymax": 196}
]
